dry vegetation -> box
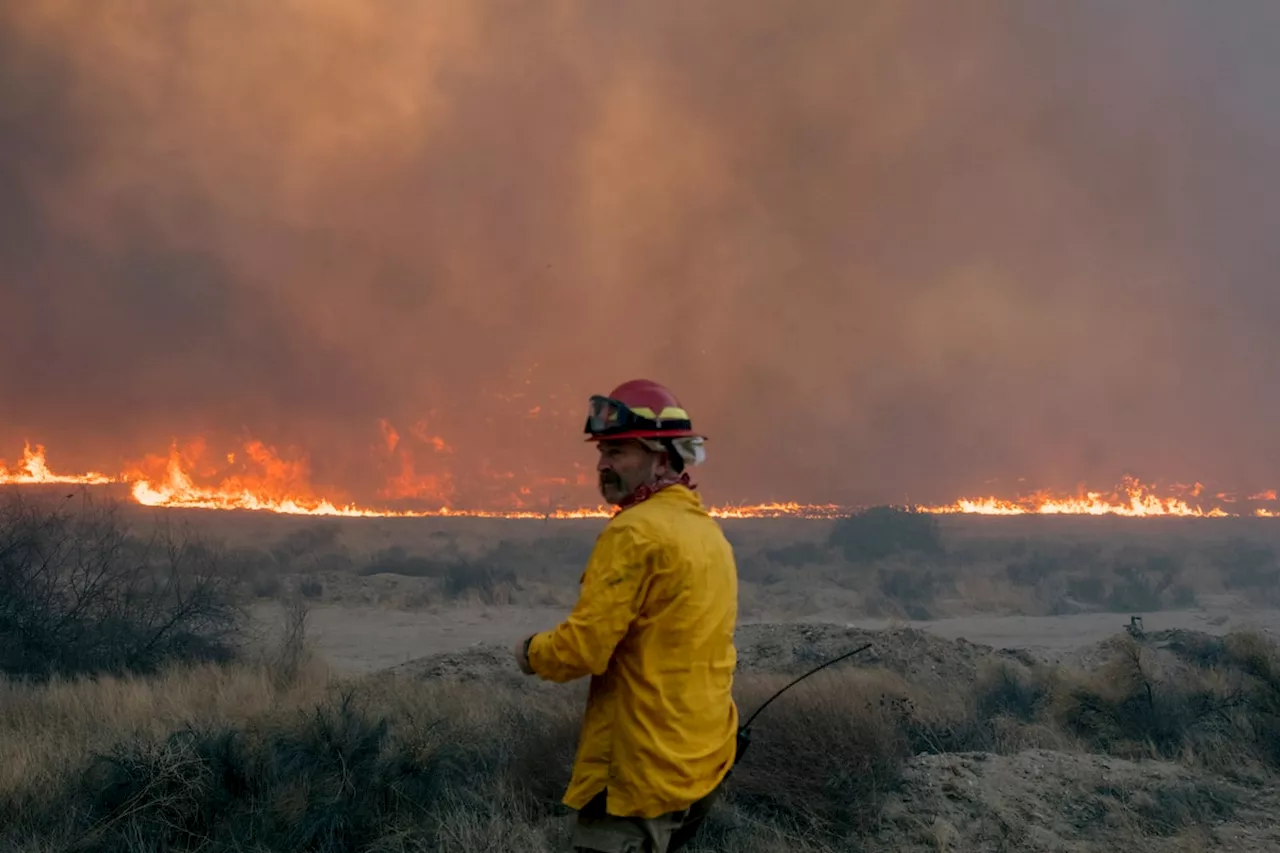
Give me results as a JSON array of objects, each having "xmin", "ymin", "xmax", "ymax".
[
  {"xmin": 165, "ymin": 501, "xmax": 1280, "ymax": 624},
  {"xmin": 4, "ymin": 491, "xmax": 1280, "ymax": 851},
  {"xmin": 3, "ymin": 621, "xmax": 1280, "ymax": 851}
]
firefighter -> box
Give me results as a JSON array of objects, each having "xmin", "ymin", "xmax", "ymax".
[{"xmin": 513, "ymin": 379, "xmax": 739, "ymax": 853}]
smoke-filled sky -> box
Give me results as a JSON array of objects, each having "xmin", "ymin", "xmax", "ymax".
[{"xmin": 3, "ymin": 1, "xmax": 1280, "ymax": 508}]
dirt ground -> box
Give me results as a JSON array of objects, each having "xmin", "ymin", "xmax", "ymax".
[
  {"xmin": 873, "ymin": 749, "xmax": 1280, "ymax": 853},
  {"xmin": 283, "ymin": 595, "xmax": 1280, "ymax": 674}
]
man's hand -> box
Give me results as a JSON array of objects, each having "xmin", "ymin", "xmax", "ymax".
[{"xmin": 514, "ymin": 634, "xmax": 536, "ymax": 675}]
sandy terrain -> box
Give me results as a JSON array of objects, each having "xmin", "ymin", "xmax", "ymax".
[{"xmin": 281, "ymin": 595, "xmax": 1280, "ymax": 674}]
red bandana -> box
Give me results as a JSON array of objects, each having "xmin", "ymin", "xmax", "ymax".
[{"xmin": 613, "ymin": 472, "xmax": 695, "ymax": 514}]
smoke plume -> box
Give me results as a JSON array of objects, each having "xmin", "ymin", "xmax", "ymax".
[{"xmin": 3, "ymin": 1, "xmax": 1279, "ymax": 507}]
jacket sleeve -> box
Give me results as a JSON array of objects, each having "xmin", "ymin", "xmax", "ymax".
[{"xmin": 527, "ymin": 523, "xmax": 652, "ymax": 682}]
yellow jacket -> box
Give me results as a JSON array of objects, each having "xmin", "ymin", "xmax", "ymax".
[{"xmin": 527, "ymin": 484, "xmax": 739, "ymax": 819}]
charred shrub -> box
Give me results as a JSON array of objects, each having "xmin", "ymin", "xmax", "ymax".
[
  {"xmin": 0, "ymin": 493, "xmax": 244, "ymax": 680},
  {"xmin": 828, "ymin": 505, "xmax": 943, "ymax": 564}
]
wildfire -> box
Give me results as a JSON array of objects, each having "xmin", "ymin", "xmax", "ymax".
[
  {"xmin": 919, "ymin": 476, "xmax": 1241, "ymax": 517},
  {"xmin": 3, "ymin": 441, "xmax": 1279, "ymax": 521},
  {"xmin": 0, "ymin": 443, "xmax": 115, "ymax": 485},
  {"xmin": 708, "ymin": 502, "xmax": 848, "ymax": 519}
]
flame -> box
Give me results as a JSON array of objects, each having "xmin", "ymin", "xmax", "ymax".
[
  {"xmin": 708, "ymin": 502, "xmax": 848, "ymax": 519},
  {"xmin": 0, "ymin": 444, "xmax": 115, "ymax": 485},
  {"xmin": 3, "ymin": 439, "xmax": 1280, "ymax": 521},
  {"xmin": 919, "ymin": 476, "xmax": 1242, "ymax": 517}
]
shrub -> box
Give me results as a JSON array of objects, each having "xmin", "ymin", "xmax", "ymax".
[
  {"xmin": 1095, "ymin": 779, "xmax": 1238, "ymax": 837},
  {"xmin": 359, "ymin": 546, "xmax": 448, "ymax": 578},
  {"xmin": 1005, "ymin": 552, "xmax": 1061, "ymax": 587},
  {"xmin": 0, "ymin": 492, "xmax": 244, "ymax": 680},
  {"xmin": 974, "ymin": 660, "xmax": 1053, "ymax": 723},
  {"xmin": 442, "ymin": 561, "xmax": 519, "ymax": 603},
  {"xmin": 1105, "ymin": 555, "xmax": 1180, "ymax": 613},
  {"xmin": 20, "ymin": 679, "xmax": 584, "ymax": 853},
  {"xmin": 250, "ymin": 573, "xmax": 283, "ymax": 599},
  {"xmin": 1214, "ymin": 540, "xmax": 1279, "ymax": 591},
  {"xmin": 270, "ymin": 522, "xmax": 344, "ymax": 569},
  {"xmin": 876, "ymin": 566, "xmax": 939, "ymax": 619},
  {"xmin": 1052, "ymin": 638, "xmax": 1238, "ymax": 759},
  {"xmin": 760, "ymin": 541, "xmax": 829, "ymax": 568},
  {"xmin": 726, "ymin": 671, "xmax": 911, "ymax": 840},
  {"xmin": 828, "ymin": 505, "xmax": 943, "ymax": 564}
]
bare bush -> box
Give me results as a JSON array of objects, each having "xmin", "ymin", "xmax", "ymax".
[
  {"xmin": 0, "ymin": 492, "xmax": 245, "ymax": 680},
  {"xmin": 265, "ymin": 595, "xmax": 315, "ymax": 689}
]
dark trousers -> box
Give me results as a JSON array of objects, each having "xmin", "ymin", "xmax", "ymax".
[{"xmin": 571, "ymin": 785, "xmax": 720, "ymax": 853}]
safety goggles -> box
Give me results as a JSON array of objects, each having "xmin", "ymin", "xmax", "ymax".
[{"xmin": 584, "ymin": 395, "xmax": 692, "ymax": 436}]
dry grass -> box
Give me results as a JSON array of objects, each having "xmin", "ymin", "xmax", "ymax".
[
  {"xmin": 189, "ymin": 506, "xmax": 1280, "ymax": 623},
  {"xmin": 3, "ymin": 627, "xmax": 1280, "ymax": 851},
  {"xmin": 5, "ymin": 498, "xmax": 1280, "ymax": 850},
  {"xmin": 0, "ymin": 656, "xmax": 334, "ymax": 812}
]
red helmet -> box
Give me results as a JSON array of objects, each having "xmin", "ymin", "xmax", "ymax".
[{"xmin": 584, "ymin": 379, "xmax": 703, "ymax": 441}]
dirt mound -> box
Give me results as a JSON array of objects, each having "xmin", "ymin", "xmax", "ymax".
[
  {"xmin": 383, "ymin": 641, "xmax": 521, "ymax": 682},
  {"xmin": 733, "ymin": 622, "xmax": 1017, "ymax": 688},
  {"xmin": 873, "ymin": 749, "xmax": 1277, "ymax": 853},
  {"xmin": 388, "ymin": 622, "xmax": 1014, "ymax": 687}
]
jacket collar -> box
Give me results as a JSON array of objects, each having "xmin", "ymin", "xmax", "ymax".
[{"xmin": 613, "ymin": 472, "xmax": 696, "ymax": 514}]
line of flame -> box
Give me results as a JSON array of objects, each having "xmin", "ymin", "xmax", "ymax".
[
  {"xmin": 916, "ymin": 476, "xmax": 1238, "ymax": 517},
  {"xmin": 4, "ymin": 443, "xmax": 1280, "ymax": 520},
  {"xmin": 0, "ymin": 443, "xmax": 116, "ymax": 485}
]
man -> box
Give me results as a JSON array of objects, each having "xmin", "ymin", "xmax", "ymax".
[{"xmin": 513, "ymin": 378, "xmax": 739, "ymax": 853}]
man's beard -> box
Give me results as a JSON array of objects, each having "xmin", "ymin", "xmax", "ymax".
[{"xmin": 599, "ymin": 470, "xmax": 624, "ymax": 500}]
